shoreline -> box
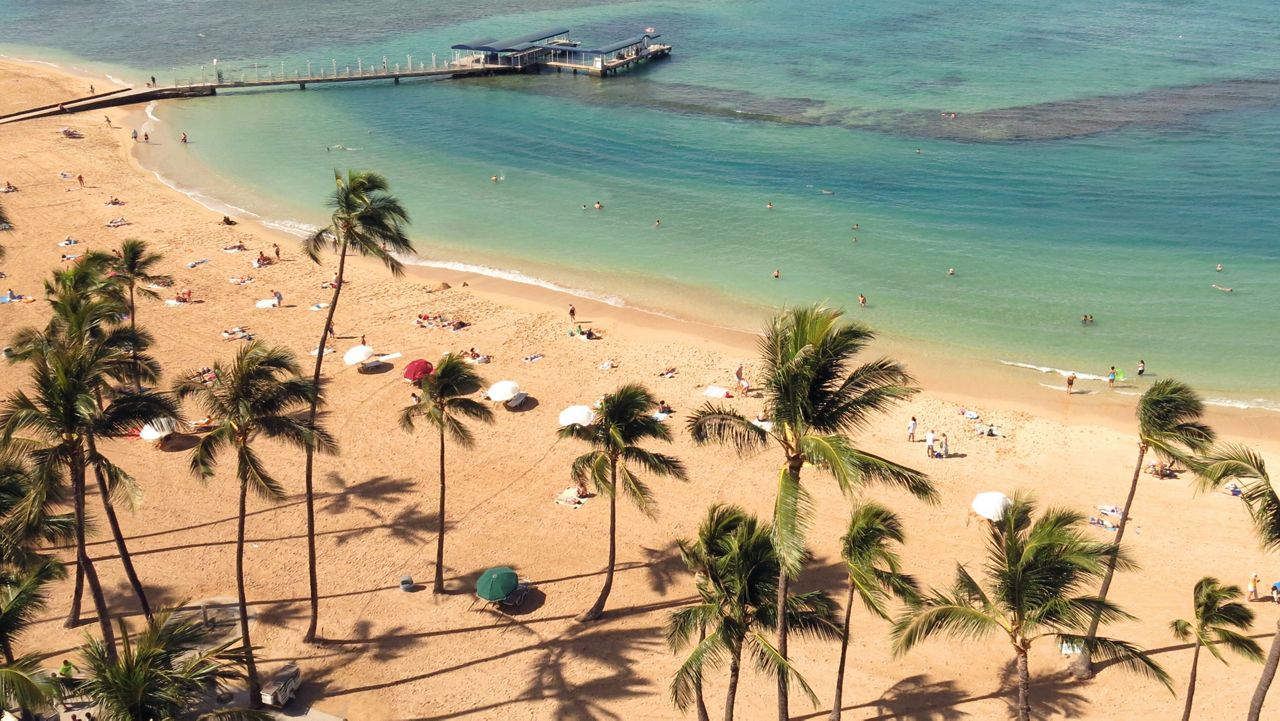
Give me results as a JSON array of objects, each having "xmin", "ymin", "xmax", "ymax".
[
  {"xmin": 6, "ymin": 51, "xmax": 1277, "ymax": 440},
  {"xmin": 6, "ymin": 54, "xmax": 1280, "ymax": 721}
]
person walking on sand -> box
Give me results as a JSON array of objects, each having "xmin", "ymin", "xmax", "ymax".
[
  {"xmin": 924, "ymin": 429, "xmax": 936, "ymax": 458},
  {"xmin": 272, "ymin": 289, "xmax": 283, "ymax": 307},
  {"xmin": 76, "ymin": 174, "xmax": 84, "ymax": 188},
  {"xmin": 568, "ymin": 304, "xmax": 576, "ymax": 322},
  {"xmin": 1107, "ymin": 366, "xmax": 1117, "ymax": 389},
  {"xmin": 1249, "ymin": 572, "xmax": 1260, "ymax": 601},
  {"xmin": 272, "ymin": 242, "xmax": 280, "ymax": 260},
  {"xmin": 1066, "ymin": 372, "xmax": 1076, "ymax": 395},
  {"xmin": 907, "ymin": 415, "xmax": 917, "ymax": 442},
  {"xmin": 940, "ymin": 433, "xmax": 949, "ymax": 459}
]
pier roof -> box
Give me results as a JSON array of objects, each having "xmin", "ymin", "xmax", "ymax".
[
  {"xmin": 534, "ymin": 33, "xmax": 660, "ymax": 56},
  {"xmin": 451, "ymin": 27, "xmax": 570, "ymax": 53}
]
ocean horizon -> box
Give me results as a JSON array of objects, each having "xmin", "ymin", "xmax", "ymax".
[{"xmin": 4, "ymin": 0, "xmax": 1278, "ymax": 408}]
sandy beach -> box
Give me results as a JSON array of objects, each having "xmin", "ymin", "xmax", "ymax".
[{"xmin": 4, "ymin": 58, "xmax": 1280, "ymax": 720}]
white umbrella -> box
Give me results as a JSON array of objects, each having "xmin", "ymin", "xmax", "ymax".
[
  {"xmin": 343, "ymin": 345, "xmax": 376, "ymax": 366},
  {"xmin": 971, "ymin": 491, "xmax": 1011, "ymax": 522},
  {"xmin": 140, "ymin": 417, "xmax": 178, "ymax": 441},
  {"xmin": 558, "ymin": 405, "xmax": 595, "ymax": 427},
  {"xmin": 487, "ymin": 380, "xmax": 521, "ymax": 402}
]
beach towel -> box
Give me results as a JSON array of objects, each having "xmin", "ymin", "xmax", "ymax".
[
  {"xmin": 187, "ymin": 259, "xmax": 209, "ymax": 269},
  {"xmin": 522, "ymin": 353, "xmax": 544, "ymax": 363},
  {"xmin": 752, "ymin": 419, "xmax": 774, "ymax": 433},
  {"xmin": 653, "ymin": 412, "xmax": 671, "ymax": 422},
  {"xmin": 164, "ymin": 299, "xmax": 185, "ymax": 307},
  {"xmin": 703, "ymin": 385, "xmax": 732, "ymax": 398},
  {"xmin": 309, "ymin": 347, "xmax": 335, "ymax": 356},
  {"xmin": 255, "ymin": 298, "xmax": 278, "ymax": 309},
  {"xmin": 309, "ymin": 303, "xmax": 329, "ymax": 311},
  {"xmin": 555, "ymin": 487, "xmax": 586, "ymax": 509}
]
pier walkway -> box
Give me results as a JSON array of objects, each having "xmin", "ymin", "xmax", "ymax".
[{"xmin": 0, "ymin": 26, "xmax": 671, "ymax": 125}]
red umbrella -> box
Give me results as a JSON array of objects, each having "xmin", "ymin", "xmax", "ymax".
[{"xmin": 403, "ymin": 358, "xmax": 433, "ymax": 382}]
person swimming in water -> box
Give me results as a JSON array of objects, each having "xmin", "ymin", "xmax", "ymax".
[
  {"xmin": 766, "ymin": 202, "xmax": 773, "ymax": 209},
  {"xmin": 594, "ymin": 201, "xmax": 603, "ymax": 210},
  {"xmin": 1216, "ymin": 263, "xmax": 1223, "ymax": 272},
  {"xmin": 1212, "ymin": 284, "xmax": 1233, "ymax": 293},
  {"xmin": 772, "ymin": 269, "xmax": 780, "ymax": 279}
]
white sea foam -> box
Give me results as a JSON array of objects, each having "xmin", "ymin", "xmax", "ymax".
[
  {"xmin": 147, "ymin": 167, "xmax": 260, "ymax": 219},
  {"xmin": 0, "ymin": 54, "xmax": 61, "ymax": 68},
  {"xmin": 258, "ymin": 218, "xmax": 319, "ymax": 238},
  {"xmin": 144, "ymin": 102, "xmax": 161, "ymax": 123},
  {"xmin": 396, "ymin": 255, "xmax": 628, "ymax": 308},
  {"xmin": 1000, "ymin": 360, "xmax": 1106, "ymax": 382},
  {"xmin": 103, "ymin": 73, "xmax": 129, "ymax": 87}
]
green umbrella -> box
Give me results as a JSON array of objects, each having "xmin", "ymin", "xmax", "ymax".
[{"xmin": 476, "ymin": 566, "xmax": 518, "ymax": 601}]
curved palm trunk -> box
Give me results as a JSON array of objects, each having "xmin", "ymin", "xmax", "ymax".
[
  {"xmin": 695, "ymin": 626, "xmax": 711, "ymax": 721},
  {"xmin": 1248, "ymin": 619, "xmax": 1280, "ymax": 721},
  {"xmin": 829, "ymin": 584, "xmax": 856, "ymax": 721},
  {"xmin": 70, "ymin": 450, "xmax": 116, "ymax": 656},
  {"xmin": 67, "ymin": 558, "xmax": 84, "ymax": 627},
  {"xmin": 579, "ymin": 458, "xmax": 617, "ymax": 622},
  {"xmin": 1015, "ymin": 645, "xmax": 1031, "ymax": 721},
  {"xmin": 1182, "ymin": 641, "xmax": 1201, "ymax": 721},
  {"xmin": 236, "ymin": 477, "xmax": 262, "ymax": 709},
  {"xmin": 433, "ymin": 424, "xmax": 447, "ymax": 594},
  {"xmin": 724, "ymin": 643, "xmax": 743, "ymax": 721},
  {"xmin": 301, "ymin": 246, "xmax": 348, "ymax": 642},
  {"xmin": 87, "ymin": 431, "xmax": 151, "ymax": 619},
  {"xmin": 1073, "ymin": 443, "xmax": 1146, "ymax": 680}
]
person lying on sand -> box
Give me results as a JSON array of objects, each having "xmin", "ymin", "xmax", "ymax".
[
  {"xmin": 105, "ymin": 197, "xmax": 124, "ymax": 206},
  {"xmin": 659, "ymin": 367, "xmax": 677, "ymax": 378},
  {"xmin": 106, "ymin": 217, "xmax": 129, "ymax": 228},
  {"xmin": 1, "ymin": 181, "xmax": 17, "ymax": 193},
  {"xmin": 254, "ymin": 252, "xmax": 274, "ymax": 267},
  {"xmin": 173, "ymin": 288, "xmax": 193, "ymax": 303},
  {"xmin": 223, "ymin": 240, "xmax": 247, "ymax": 252},
  {"xmin": 220, "ymin": 327, "xmax": 250, "ymax": 341}
]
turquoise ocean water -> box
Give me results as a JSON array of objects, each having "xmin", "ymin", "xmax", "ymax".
[{"xmin": 3, "ymin": 0, "xmax": 1278, "ymax": 406}]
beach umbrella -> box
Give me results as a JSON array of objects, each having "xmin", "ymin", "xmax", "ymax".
[
  {"xmin": 403, "ymin": 358, "xmax": 433, "ymax": 382},
  {"xmin": 475, "ymin": 566, "xmax": 518, "ymax": 602},
  {"xmin": 558, "ymin": 405, "xmax": 595, "ymax": 427},
  {"xmin": 971, "ymin": 491, "xmax": 1011, "ymax": 522},
  {"xmin": 140, "ymin": 417, "xmax": 178, "ymax": 441},
  {"xmin": 487, "ymin": 380, "xmax": 521, "ymax": 402},
  {"xmin": 343, "ymin": 344, "xmax": 375, "ymax": 366}
]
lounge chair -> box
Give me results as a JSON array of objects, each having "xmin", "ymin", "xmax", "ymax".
[{"xmin": 505, "ymin": 392, "xmax": 528, "ymax": 409}]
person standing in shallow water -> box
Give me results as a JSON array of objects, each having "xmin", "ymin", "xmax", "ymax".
[
  {"xmin": 1137, "ymin": 359, "xmax": 1145, "ymax": 376},
  {"xmin": 858, "ymin": 293, "xmax": 866, "ymax": 307},
  {"xmin": 1107, "ymin": 366, "xmax": 1117, "ymax": 388}
]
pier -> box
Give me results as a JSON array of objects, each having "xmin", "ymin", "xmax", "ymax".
[{"xmin": 0, "ymin": 27, "xmax": 672, "ymax": 125}]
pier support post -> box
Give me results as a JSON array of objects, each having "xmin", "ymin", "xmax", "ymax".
[
  {"xmin": 300, "ymin": 82, "xmax": 306, "ymax": 90},
  {"xmin": 394, "ymin": 76, "xmax": 400, "ymax": 84}
]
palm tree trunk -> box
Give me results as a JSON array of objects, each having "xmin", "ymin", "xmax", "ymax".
[
  {"xmin": 70, "ymin": 452, "xmax": 116, "ymax": 656},
  {"xmin": 1181, "ymin": 641, "xmax": 1201, "ymax": 721},
  {"xmin": 579, "ymin": 458, "xmax": 617, "ymax": 622},
  {"xmin": 67, "ymin": 558, "xmax": 83, "ymax": 627},
  {"xmin": 87, "ymin": 432, "xmax": 151, "ymax": 619},
  {"xmin": 695, "ymin": 626, "xmax": 711, "ymax": 721},
  {"xmin": 829, "ymin": 584, "xmax": 856, "ymax": 721},
  {"xmin": 725, "ymin": 644, "xmax": 743, "ymax": 721},
  {"xmin": 301, "ymin": 245, "xmax": 348, "ymax": 643},
  {"xmin": 776, "ymin": 459, "xmax": 804, "ymax": 721},
  {"xmin": 1073, "ymin": 443, "xmax": 1146, "ymax": 680},
  {"xmin": 129, "ymin": 285, "xmax": 141, "ymax": 393},
  {"xmin": 1248, "ymin": 619, "xmax": 1280, "ymax": 721},
  {"xmin": 1015, "ymin": 646, "xmax": 1031, "ymax": 721},
  {"xmin": 237, "ymin": 477, "xmax": 262, "ymax": 709},
  {"xmin": 433, "ymin": 423, "xmax": 447, "ymax": 594},
  {"xmin": 1, "ymin": 638, "xmax": 13, "ymax": 663}
]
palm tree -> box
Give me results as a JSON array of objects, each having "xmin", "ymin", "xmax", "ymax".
[
  {"xmin": 1196, "ymin": 446, "xmax": 1279, "ymax": 720},
  {"xmin": 78, "ymin": 606, "xmax": 261, "ymax": 721},
  {"xmin": 399, "ymin": 353, "xmax": 493, "ymax": 594},
  {"xmin": 667, "ymin": 504, "xmax": 840, "ymax": 720},
  {"xmin": 298, "ymin": 170, "xmax": 411, "ymax": 642},
  {"xmin": 1073, "ymin": 379, "xmax": 1215, "ymax": 679},
  {"xmin": 10, "ymin": 271, "xmax": 172, "ymax": 624},
  {"xmin": 175, "ymin": 342, "xmax": 336, "ymax": 707},
  {"xmin": 0, "ymin": 338, "xmax": 169, "ymax": 650},
  {"xmin": 560, "ymin": 384, "xmax": 686, "ymax": 621},
  {"xmin": 829, "ymin": 502, "xmax": 917, "ymax": 721},
  {"xmin": 0, "ymin": 560, "xmax": 61, "ymax": 663},
  {"xmin": 90, "ymin": 239, "xmax": 171, "ymax": 392},
  {"xmin": 672, "ymin": 504, "xmax": 753, "ymax": 721},
  {"xmin": 1170, "ymin": 577, "xmax": 1262, "ymax": 721},
  {"xmin": 687, "ymin": 304, "xmax": 935, "ymax": 719},
  {"xmin": 893, "ymin": 492, "xmax": 1170, "ymax": 721},
  {"xmin": 0, "ymin": 453, "xmax": 75, "ymax": 570},
  {"xmin": 0, "ymin": 655, "xmax": 55, "ymax": 715}
]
